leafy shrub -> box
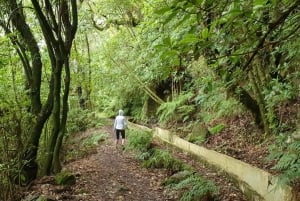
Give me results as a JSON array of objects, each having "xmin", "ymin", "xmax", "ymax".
[
  {"xmin": 263, "ymin": 79, "xmax": 296, "ymax": 133},
  {"xmin": 188, "ymin": 135, "xmax": 207, "ymax": 144},
  {"xmin": 82, "ymin": 132, "xmax": 108, "ymax": 147},
  {"xmin": 0, "ymin": 111, "xmax": 23, "ymax": 201},
  {"xmin": 55, "ymin": 170, "xmax": 76, "ymax": 185},
  {"xmin": 0, "ymin": 161, "xmax": 20, "ymax": 201},
  {"xmin": 157, "ymin": 92, "xmax": 195, "ymax": 123},
  {"xmin": 67, "ymin": 109, "xmax": 100, "ymax": 134},
  {"xmin": 267, "ymin": 135, "xmax": 300, "ymax": 186},
  {"xmin": 126, "ymin": 129, "xmax": 153, "ymax": 154},
  {"xmin": 164, "ymin": 171, "xmax": 218, "ymax": 201},
  {"xmin": 174, "ymin": 175, "xmax": 218, "ymax": 201},
  {"xmin": 142, "ymin": 149, "xmax": 184, "ymax": 173},
  {"xmin": 264, "ymin": 79, "xmax": 296, "ymax": 107}
]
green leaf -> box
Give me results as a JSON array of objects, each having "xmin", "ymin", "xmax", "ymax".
[
  {"xmin": 154, "ymin": 7, "xmax": 170, "ymax": 15},
  {"xmin": 163, "ymin": 11, "xmax": 177, "ymax": 25},
  {"xmin": 163, "ymin": 36, "xmax": 172, "ymax": 47},
  {"xmin": 201, "ymin": 28, "xmax": 209, "ymax": 40},
  {"xmin": 180, "ymin": 33, "xmax": 199, "ymax": 45},
  {"xmin": 254, "ymin": 0, "xmax": 268, "ymax": 6},
  {"xmin": 209, "ymin": 124, "xmax": 225, "ymax": 135},
  {"xmin": 160, "ymin": 49, "xmax": 179, "ymax": 60},
  {"xmin": 253, "ymin": 0, "xmax": 268, "ymax": 10}
]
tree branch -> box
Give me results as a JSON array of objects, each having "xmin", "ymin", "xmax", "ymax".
[
  {"xmin": 31, "ymin": 0, "xmax": 58, "ymax": 48},
  {"xmin": 242, "ymin": 1, "xmax": 300, "ymax": 72}
]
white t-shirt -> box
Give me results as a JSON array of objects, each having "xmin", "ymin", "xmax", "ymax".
[{"xmin": 114, "ymin": 115, "xmax": 127, "ymax": 130}]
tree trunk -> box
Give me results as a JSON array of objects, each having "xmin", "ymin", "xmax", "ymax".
[
  {"xmin": 226, "ymin": 83, "xmax": 262, "ymax": 126},
  {"xmin": 249, "ymin": 69, "xmax": 271, "ymax": 135},
  {"xmin": 2, "ymin": 0, "xmax": 55, "ymax": 184},
  {"xmin": 21, "ymin": 99, "xmax": 53, "ymax": 184},
  {"xmin": 31, "ymin": 0, "xmax": 78, "ymax": 175},
  {"xmin": 214, "ymin": 64, "xmax": 262, "ymax": 126},
  {"xmin": 53, "ymin": 59, "xmax": 71, "ymax": 173},
  {"xmin": 41, "ymin": 59, "xmax": 63, "ymax": 175},
  {"xmin": 1, "ymin": 0, "xmax": 78, "ymax": 182},
  {"xmin": 85, "ymin": 33, "xmax": 92, "ymax": 109}
]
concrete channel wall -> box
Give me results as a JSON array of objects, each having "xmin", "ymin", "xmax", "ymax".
[{"xmin": 152, "ymin": 127, "xmax": 296, "ymax": 201}]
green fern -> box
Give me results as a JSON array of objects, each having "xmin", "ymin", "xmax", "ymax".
[
  {"xmin": 174, "ymin": 174, "xmax": 218, "ymax": 201},
  {"xmin": 143, "ymin": 149, "xmax": 184, "ymax": 172},
  {"xmin": 196, "ymin": 89, "xmax": 242, "ymax": 123},
  {"xmin": 263, "ymin": 79, "xmax": 296, "ymax": 133},
  {"xmin": 209, "ymin": 124, "xmax": 225, "ymax": 135},
  {"xmin": 157, "ymin": 92, "xmax": 194, "ymax": 123},
  {"xmin": 123, "ymin": 129, "xmax": 218, "ymax": 201},
  {"xmin": 273, "ymin": 153, "xmax": 298, "ymax": 170},
  {"xmin": 126, "ymin": 129, "xmax": 153, "ymax": 153},
  {"xmin": 137, "ymin": 151, "xmax": 152, "ymax": 161},
  {"xmin": 162, "ymin": 170, "xmax": 194, "ymax": 187},
  {"xmin": 268, "ymin": 139, "xmax": 300, "ymax": 186},
  {"xmin": 289, "ymin": 141, "xmax": 300, "ymax": 151}
]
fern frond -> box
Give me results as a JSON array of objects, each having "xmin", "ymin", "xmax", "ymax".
[
  {"xmin": 273, "ymin": 153, "xmax": 298, "ymax": 170},
  {"xmin": 126, "ymin": 129, "xmax": 153, "ymax": 153},
  {"xmin": 142, "ymin": 149, "xmax": 184, "ymax": 172},
  {"xmin": 269, "ymin": 140, "xmax": 300, "ymax": 186},
  {"xmin": 157, "ymin": 92, "xmax": 194, "ymax": 123},
  {"xmin": 174, "ymin": 175, "xmax": 218, "ymax": 201},
  {"xmin": 289, "ymin": 141, "xmax": 300, "ymax": 151}
]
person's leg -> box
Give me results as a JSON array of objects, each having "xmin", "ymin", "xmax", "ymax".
[
  {"xmin": 115, "ymin": 130, "xmax": 120, "ymax": 147},
  {"xmin": 121, "ymin": 130, "xmax": 125, "ymax": 145}
]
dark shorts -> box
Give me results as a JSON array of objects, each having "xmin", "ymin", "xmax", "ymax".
[{"xmin": 115, "ymin": 129, "xmax": 125, "ymax": 139}]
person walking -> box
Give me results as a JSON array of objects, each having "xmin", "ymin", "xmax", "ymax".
[{"xmin": 113, "ymin": 109, "xmax": 127, "ymax": 148}]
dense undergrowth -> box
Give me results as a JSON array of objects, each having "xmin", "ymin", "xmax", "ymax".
[
  {"xmin": 126, "ymin": 128, "xmax": 219, "ymax": 201},
  {"xmin": 267, "ymin": 136, "xmax": 300, "ymax": 188},
  {"xmin": 63, "ymin": 115, "xmax": 110, "ymax": 163}
]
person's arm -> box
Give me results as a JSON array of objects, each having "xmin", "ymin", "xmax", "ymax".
[
  {"xmin": 124, "ymin": 118, "xmax": 127, "ymax": 129},
  {"xmin": 113, "ymin": 118, "xmax": 117, "ymax": 131}
]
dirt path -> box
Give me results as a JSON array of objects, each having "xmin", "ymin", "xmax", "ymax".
[
  {"xmin": 62, "ymin": 128, "xmax": 174, "ymax": 201},
  {"xmin": 63, "ymin": 126, "xmax": 248, "ymax": 201},
  {"xmin": 24, "ymin": 126, "xmax": 248, "ymax": 201}
]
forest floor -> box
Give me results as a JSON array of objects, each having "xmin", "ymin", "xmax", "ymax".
[
  {"xmin": 21, "ymin": 97, "xmax": 300, "ymax": 201},
  {"xmin": 23, "ymin": 123, "xmax": 250, "ymax": 201},
  {"xmin": 204, "ymin": 95, "xmax": 300, "ymax": 173},
  {"xmin": 204, "ymin": 113, "xmax": 275, "ymax": 172}
]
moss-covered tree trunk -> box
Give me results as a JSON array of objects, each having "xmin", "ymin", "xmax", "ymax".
[
  {"xmin": 213, "ymin": 63, "xmax": 262, "ymax": 126},
  {"xmin": 1, "ymin": 0, "xmax": 78, "ymax": 183},
  {"xmin": 53, "ymin": 59, "xmax": 71, "ymax": 173},
  {"xmin": 32, "ymin": 0, "xmax": 78, "ymax": 175},
  {"xmin": 249, "ymin": 69, "xmax": 270, "ymax": 135},
  {"xmin": 41, "ymin": 60, "xmax": 63, "ymax": 175},
  {"xmin": 2, "ymin": 0, "xmax": 54, "ymax": 184},
  {"xmin": 85, "ymin": 33, "xmax": 92, "ymax": 109}
]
